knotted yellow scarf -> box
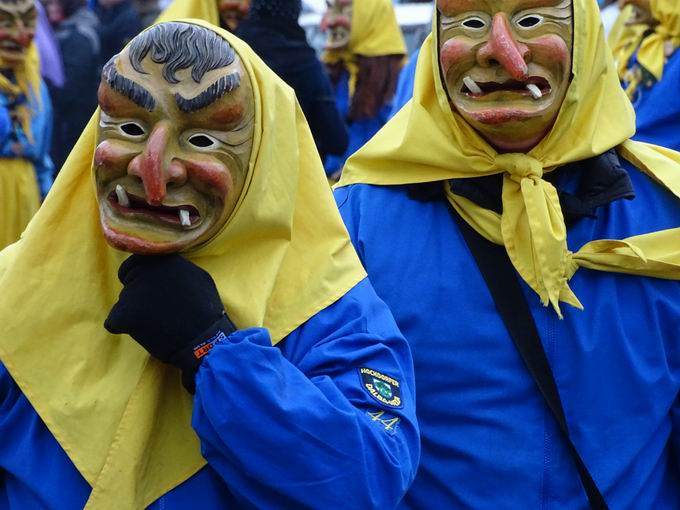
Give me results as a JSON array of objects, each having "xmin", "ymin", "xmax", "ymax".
[
  {"xmin": 338, "ymin": 0, "xmax": 680, "ymax": 316},
  {"xmin": 0, "ymin": 19, "xmax": 365, "ymax": 510},
  {"xmin": 609, "ymin": 0, "xmax": 680, "ymax": 97},
  {"xmin": 0, "ymin": 43, "xmax": 42, "ymax": 250},
  {"xmin": 321, "ymin": 0, "xmax": 406, "ymax": 96}
]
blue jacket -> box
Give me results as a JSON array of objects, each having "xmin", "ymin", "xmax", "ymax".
[
  {"xmin": 335, "ymin": 156, "xmax": 680, "ymax": 509},
  {"xmin": 388, "ymin": 49, "xmax": 420, "ymax": 120},
  {"xmin": 0, "ymin": 279, "xmax": 419, "ymax": 509},
  {"xmin": 324, "ymin": 72, "xmax": 392, "ymax": 176},
  {"xmin": 626, "ymin": 48, "xmax": 680, "ymax": 151},
  {"xmin": 0, "ymin": 79, "xmax": 54, "ymax": 198}
]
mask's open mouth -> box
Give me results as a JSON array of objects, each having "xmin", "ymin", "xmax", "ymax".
[
  {"xmin": 461, "ymin": 76, "xmax": 552, "ymax": 100},
  {"xmin": 108, "ymin": 185, "xmax": 201, "ymax": 229}
]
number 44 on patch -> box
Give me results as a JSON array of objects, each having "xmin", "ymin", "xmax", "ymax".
[{"xmin": 367, "ymin": 410, "xmax": 400, "ymax": 432}]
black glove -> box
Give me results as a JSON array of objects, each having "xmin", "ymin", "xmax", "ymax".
[{"xmin": 105, "ymin": 254, "xmax": 236, "ymax": 393}]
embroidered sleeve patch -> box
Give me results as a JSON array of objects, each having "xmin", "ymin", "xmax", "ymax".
[{"xmin": 359, "ymin": 367, "xmax": 403, "ymax": 408}]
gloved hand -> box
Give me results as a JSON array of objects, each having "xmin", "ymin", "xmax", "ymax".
[{"xmin": 105, "ymin": 254, "xmax": 236, "ymax": 393}]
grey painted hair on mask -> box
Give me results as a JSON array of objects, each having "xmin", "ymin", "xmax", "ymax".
[{"xmin": 127, "ymin": 21, "xmax": 237, "ymax": 84}]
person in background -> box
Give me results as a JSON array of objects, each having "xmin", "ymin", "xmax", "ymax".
[
  {"xmin": 35, "ymin": 1, "xmax": 64, "ymax": 88},
  {"xmin": 335, "ymin": 0, "xmax": 680, "ymax": 507},
  {"xmin": 610, "ymin": 0, "xmax": 680, "ymax": 151},
  {"xmin": 43, "ymin": 0, "xmax": 100, "ymax": 174},
  {"xmin": 0, "ymin": 0, "xmax": 53, "ymax": 251},
  {"xmin": 133, "ymin": 0, "xmax": 160, "ymax": 27},
  {"xmin": 0, "ymin": 20, "xmax": 418, "ymax": 509},
  {"xmin": 96, "ymin": 0, "xmax": 142, "ymax": 64},
  {"xmin": 217, "ymin": 0, "xmax": 249, "ymax": 32},
  {"xmin": 236, "ymin": 0, "xmax": 348, "ymax": 162},
  {"xmin": 321, "ymin": 0, "xmax": 405, "ymax": 179}
]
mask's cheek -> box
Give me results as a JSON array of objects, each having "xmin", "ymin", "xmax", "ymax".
[
  {"xmin": 440, "ymin": 37, "xmax": 477, "ymax": 90},
  {"xmin": 527, "ymin": 34, "xmax": 572, "ymax": 83},
  {"xmin": 183, "ymin": 157, "xmax": 233, "ymax": 202},
  {"xmin": 93, "ymin": 140, "xmax": 140, "ymax": 190}
]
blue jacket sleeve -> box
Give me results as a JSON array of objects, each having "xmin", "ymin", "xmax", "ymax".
[
  {"xmin": 33, "ymin": 82, "xmax": 55, "ymax": 198},
  {"xmin": 191, "ymin": 278, "xmax": 419, "ymax": 509}
]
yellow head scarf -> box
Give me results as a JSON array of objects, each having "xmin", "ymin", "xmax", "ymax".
[
  {"xmin": 338, "ymin": 0, "xmax": 680, "ymax": 316},
  {"xmin": 0, "ymin": 19, "xmax": 366, "ymax": 510},
  {"xmin": 610, "ymin": 0, "xmax": 680, "ymax": 97},
  {"xmin": 322, "ymin": 0, "xmax": 406, "ymax": 95},
  {"xmin": 0, "ymin": 43, "xmax": 43, "ymax": 250}
]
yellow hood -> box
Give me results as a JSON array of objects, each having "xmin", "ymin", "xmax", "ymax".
[{"xmin": 0, "ymin": 19, "xmax": 365, "ymax": 510}]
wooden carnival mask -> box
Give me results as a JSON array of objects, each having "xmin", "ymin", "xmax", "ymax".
[
  {"xmin": 95, "ymin": 22, "xmax": 255, "ymax": 255},
  {"xmin": 0, "ymin": 0, "xmax": 36, "ymax": 64},
  {"xmin": 217, "ymin": 0, "xmax": 250, "ymax": 32},
  {"xmin": 437, "ymin": 0, "xmax": 574, "ymax": 152},
  {"xmin": 322, "ymin": 0, "xmax": 352, "ymax": 51}
]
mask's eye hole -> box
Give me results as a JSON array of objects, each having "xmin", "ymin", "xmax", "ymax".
[
  {"xmin": 517, "ymin": 14, "xmax": 543, "ymax": 28},
  {"xmin": 120, "ymin": 122, "xmax": 145, "ymax": 137},
  {"xmin": 188, "ymin": 134, "xmax": 217, "ymax": 148},
  {"xmin": 462, "ymin": 17, "xmax": 486, "ymax": 30}
]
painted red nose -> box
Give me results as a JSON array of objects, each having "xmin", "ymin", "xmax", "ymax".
[
  {"xmin": 477, "ymin": 13, "xmax": 530, "ymax": 81},
  {"xmin": 128, "ymin": 125, "xmax": 186, "ymax": 205}
]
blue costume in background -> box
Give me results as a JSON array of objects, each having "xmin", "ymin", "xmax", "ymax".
[
  {"xmin": 0, "ymin": 279, "xmax": 419, "ymax": 509},
  {"xmin": 336, "ymin": 156, "xmax": 680, "ymax": 509},
  {"xmin": 389, "ymin": 48, "xmax": 419, "ymax": 120},
  {"xmin": 324, "ymin": 71, "xmax": 391, "ymax": 176},
  {"xmin": 0, "ymin": 80, "xmax": 53, "ymax": 198},
  {"xmin": 626, "ymin": 47, "xmax": 680, "ymax": 150}
]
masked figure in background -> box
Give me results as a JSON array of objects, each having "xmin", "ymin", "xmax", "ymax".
[
  {"xmin": 0, "ymin": 0, "xmax": 53, "ymax": 251},
  {"xmin": 609, "ymin": 0, "xmax": 680, "ymax": 150},
  {"xmin": 218, "ymin": 0, "xmax": 249, "ymax": 32},
  {"xmin": 336, "ymin": 0, "xmax": 680, "ymax": 507},
  {"xmin": 322, "ymin": 0, "xmax": 405, "ymax": 178},
  {"xmin": 0, "ymin": 20, "xmax": 418, "ymax": 509},
  {"xmin": 236, "ymin": 0, "xmax": 348, "ymax": 162},
  {"xmin": 43, "ymin": 0, "xmax": 101, "ymax": 173}
]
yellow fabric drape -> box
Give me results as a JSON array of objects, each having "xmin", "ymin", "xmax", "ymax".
[
  {"xmin": 0, "ymin": 19, "xmax": 366, "ymax": 510},
  {"xmin": 337, "ymin": 0, "xmax": 680, "ymax": 316},
  {"xmin": 322, "ymin": 0, "xmax": 406, "ymax": 95},
  {"xmin": 609, "ymin": 4, "xmax": 647, "ymax": 77},
  {"xmin": 0, "ymin": 44, "xmax": 42, "ymax": 250},
  {"xmin": 609, "ymin": 0, "xmax": 680, "ymax": 97}
]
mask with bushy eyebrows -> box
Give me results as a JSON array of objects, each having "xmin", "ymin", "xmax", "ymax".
[
  {"xmin": 321, "ymin": 0, "xmax": 352, "ymax": 51},
  {"xmin": 95, "ymin": 22, "xmax": 255, "ymax": 255},
  {"xmin": 438, "ymin": 0, "xmax": 573, "ymax": 153},
  {"xmin": 0, "ymin": 0, "xmax": 36, "ymax": 64}
]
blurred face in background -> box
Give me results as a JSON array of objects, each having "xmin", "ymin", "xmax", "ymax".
[
  {"xmin": 618, "ymin": 0, "xmax": 654, "ymax": 25},
  {"xmin": 217, "ymin": 0, "xmax": 249, "ymax": 32},
  {"xmin": 321, "ymin": 0, "xmax": 352, "ymax": 51},
  {"xmin": 0, "ymin": 0, "xmax": 37, "ymax": 64},
  {"xmin": 437, "ymin": 0, "xmax": 573, "ymax": 153},
  {"xmin": 41, "ymin": 0, "xmax": 64, "ymax": 25}
]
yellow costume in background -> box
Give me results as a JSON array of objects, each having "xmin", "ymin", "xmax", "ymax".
[
  {"xmin": 0, "ymin": 19, "xmax": 365, "ymax": 510},
  {"xmin": 609, "ymin": 0, "xmax": 680, "ymax": 98},
  {"xmin": 338, "ymin": 0, "xmax": 680, "ymax": 316},
  {"xmin": 321, "ymin": 0, "xmax": 406, "ymax": 95},
  {"xmin": 0, "ymin": 45, "xmax": 42, "ymax": 250}
]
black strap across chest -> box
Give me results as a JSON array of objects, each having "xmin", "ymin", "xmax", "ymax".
[{"xmin": 449, "ymin": 207, "xmax": 609, "ymax": 510}]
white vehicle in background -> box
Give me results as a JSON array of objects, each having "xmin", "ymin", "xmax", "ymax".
[{"xmin": 300, "ymin": 1, "xmax": 433, "ymax": 56}]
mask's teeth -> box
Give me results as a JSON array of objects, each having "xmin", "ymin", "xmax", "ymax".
[
  {"xmin": 463, "ymin": 76, "xmax": 483, "ymax": 95},
  {"xmin": 526, "ymin": 83, "xmax": 543, "ymax": 99},
  {"xmin": 179, "ymin": 209, "xmax": 191, "ymax": 227},
  {"xmin": 115, "ymin": 184, "xmax": 130, "ymax": 208}
]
